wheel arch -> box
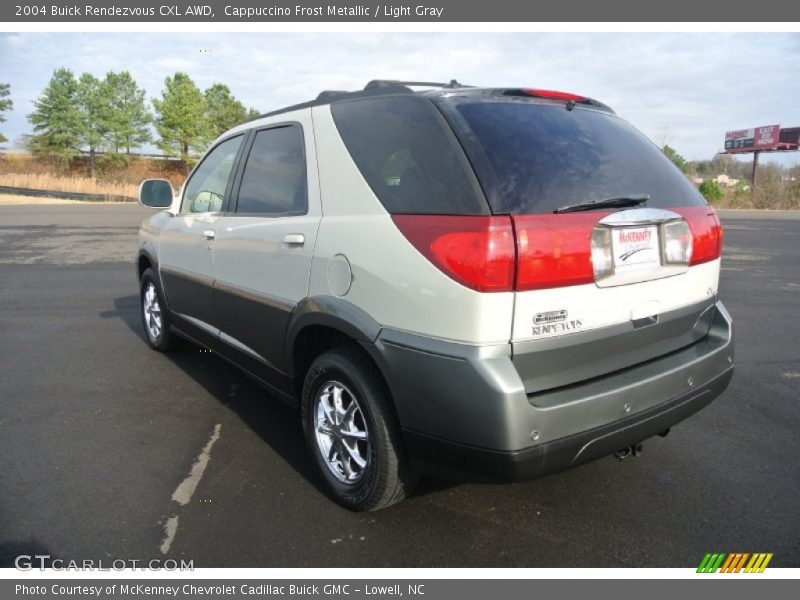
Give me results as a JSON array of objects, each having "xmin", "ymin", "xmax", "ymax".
[
  {"xmin": 137, "ymin": 249, "xmax": 159, "ymax": 281},
  {"xmin": 286, "ymin": 296, "xmax": 385, "ymax": 390}
]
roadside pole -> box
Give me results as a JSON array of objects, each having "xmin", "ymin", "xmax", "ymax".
[{"xmin": 751, "ymin": 150, "xmax": 759, "ymax": 196}]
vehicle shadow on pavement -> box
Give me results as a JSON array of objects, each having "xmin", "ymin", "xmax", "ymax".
[
  {"xmin": 104, "ymin": 295, "xmax": 335, "ymax": 500},
  {"xmin": 104, "ymin": 295, "xmax": 456, "ymax": 502}
]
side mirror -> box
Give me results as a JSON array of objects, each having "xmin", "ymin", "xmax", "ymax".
[{"xmin": 139, "ymin": 179, "xmax": 174, "ymax": 209}]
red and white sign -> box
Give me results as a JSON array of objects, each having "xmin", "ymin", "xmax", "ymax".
[
  {"xmin": 753, "ymin": 125, "xmax": 780, "ymax": 148},
  {"xmin": 725, "ymin": 128, "xmax": 753, "ymax": 141},
  {"xmin": 725, "ymin": 124, "xmax": 780, "ymax": 151}
]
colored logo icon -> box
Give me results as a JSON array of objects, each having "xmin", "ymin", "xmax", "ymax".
[{"xmin": 697, "ymin": 553, "xmax": 773, "ymax": 573}]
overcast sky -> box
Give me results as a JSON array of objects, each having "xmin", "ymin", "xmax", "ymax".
[{"xmin": 1, "ymin": 32, "xmax": 799, "ymax": 165}]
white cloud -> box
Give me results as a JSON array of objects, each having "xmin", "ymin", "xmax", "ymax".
[
  {"xmin": 4, "ymin": 33, "xmax": 24, "ymax": 47},
  {"xmin": 152, "ymin": 57, "xmax": 197, "ymax": 71}
]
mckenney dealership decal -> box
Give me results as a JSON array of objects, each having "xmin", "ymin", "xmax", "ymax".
[
  {"xmin": 613, "ymin": 225, "xmax": 659, "ymax": 268},
  {"xmin": 617, "ymin": 228, "xmax": 653, "ymax": 260},
  {"xmin": 532, "ymin": 310, "xmax": 583, "ymax": 337},
  {"xmin": 534, "ymin": 309, "xmax": 568, "ymax": 324}
]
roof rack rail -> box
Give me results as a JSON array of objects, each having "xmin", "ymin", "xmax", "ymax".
[
  {"xmin": 251, "ymin": 79, "xmax": 470, "ymax": 121},
  {"xmin": 364, "ymin": 79, "xmax": 468, "ymax": 90}
]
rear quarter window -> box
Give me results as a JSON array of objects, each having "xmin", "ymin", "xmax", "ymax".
[
  {"xmin": 330, "ymin": 95, "xmax": 488, "ymax": 215},
  {"xmin": 442, "ymin": 99, "xmax": 707, "ymax": 214}
]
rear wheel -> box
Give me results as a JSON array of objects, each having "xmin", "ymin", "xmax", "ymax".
[
  {"xmin": 140, "ymin": 267, "xmax": 173, "ymax": 352},
  {"xmin": 301, "ymin": 347, "xmax": 417, "ymax": 511}
]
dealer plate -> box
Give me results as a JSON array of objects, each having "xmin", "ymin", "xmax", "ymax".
[{"xmin": 611, "ymin": 226, "xmax": 660, "ymax": 271}]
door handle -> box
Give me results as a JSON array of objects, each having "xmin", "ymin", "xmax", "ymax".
[
  {"xmin": 283, "ymin": 234, "xmax": 305, "ymax": 246},
  {"xmin": 202, "ymin": 230, "xmax": 216, "ymax": 240}
]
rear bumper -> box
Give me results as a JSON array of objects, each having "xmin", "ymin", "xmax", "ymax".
[
  {"xmin": 404, "ymin": 366, "xmax": 732, "ymax": 482},
  {"xmin": 366, "ymin": 300, "xmax": 734, "ymax": 482}
]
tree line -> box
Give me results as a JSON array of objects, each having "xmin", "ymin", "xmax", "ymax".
[
  {"xmin": 12, "ymin": 69, "xmax": 259, "ymax": 176},
  {"xmin": 0, "ymin": 83, "xmax": 12, "ymax": 144},
  {"xmin": 662, "ymin": 142, "xmax": 800, "ymax": 207}
]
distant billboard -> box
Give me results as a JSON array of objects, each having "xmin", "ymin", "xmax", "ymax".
[{"xmin": 724, "ymin": 124, "xmax": 780, "ymax": 151}]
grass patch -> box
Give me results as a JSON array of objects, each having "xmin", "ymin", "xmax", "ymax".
[
  {"xmin": 0, "ymin": 152, "xmax": 187, "ymax": 198},
  {"xmin": 0, "ymin": 194, "xmax": 107, "ymax": 205},
  {"xmin": 0, "ymin": 173, "xmax": 137, "ymax": 198}
]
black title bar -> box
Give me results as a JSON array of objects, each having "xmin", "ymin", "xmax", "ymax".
[{"xmin": 4, "ymin": 0, "xmax": 800, "ymax": 22}]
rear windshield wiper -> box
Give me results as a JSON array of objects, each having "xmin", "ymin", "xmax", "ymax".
[{"xmin": 553, "ymin": 194, "xmax": 649, "ymax": 214}]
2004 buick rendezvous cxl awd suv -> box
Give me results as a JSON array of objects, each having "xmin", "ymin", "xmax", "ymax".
[{"xmin": 136, "ymin": 80, "xmax": 733, "ymax": 511}]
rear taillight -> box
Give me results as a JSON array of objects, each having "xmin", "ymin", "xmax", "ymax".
[
  {"xmin": 662, "ymin": 219, "xmax": 693, "ymax": 265},
  {"xmin": 591, "ymin": 227, "xmax": 614, "ymax": 280},
  {"xmin": 393, "ymin": 206, "xmax": 721, "ymax": 293},
  {"xmin": 391, "ymin": 215, "xmax": 516, "ymax": 292},
  {"xmin": 673, "ymin": 206, "xmax": 723, "ymax": 265},
  {"xmin": 513, "ymin": 213, "xmax": 608, "ymax": 291}
]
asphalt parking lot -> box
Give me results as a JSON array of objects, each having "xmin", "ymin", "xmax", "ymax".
[{"xmin": 0, "ymin": 203, "xmax": 798, "ymax": 568}]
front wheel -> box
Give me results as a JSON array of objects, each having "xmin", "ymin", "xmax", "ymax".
[
  {"xmin": 301, "ymin": 347, "xmax": 417, "ymax": 511},
  {"xmin": 140, "ymin": 267, "xmax": 174, "ymax": 352}
]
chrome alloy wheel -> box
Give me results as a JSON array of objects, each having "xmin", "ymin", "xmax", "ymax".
[
  {"xmin": 314, "ymin": 381, "xmax": 370, "ymax": 484},
  {"xmin": 142, "ymin": 282, "xmax": 163, "ymax": 342}
]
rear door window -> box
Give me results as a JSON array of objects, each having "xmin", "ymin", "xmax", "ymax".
[
  {"xmin": 331, "ymin": 95, "xmax": 488, "ymax": 215},
  {"xmin": 441, "ymin": 98, "xmax": 707, "ymax": 214}
]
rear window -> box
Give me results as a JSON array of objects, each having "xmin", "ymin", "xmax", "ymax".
[
  {"xmin": 330, "ymin": 95, "xmax": 488, "ymax": 215},
  {"xmin": 443, "ymin": 99, "xmax": 706, "ymax": 214}
]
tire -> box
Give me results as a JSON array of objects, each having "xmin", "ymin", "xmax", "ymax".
[
  {"xmin": 301, "ymin": 347, "xmax": 417, "ymax": 511},
  {"xmin": 140, "ymin": 267, "xmax": 174, "ymax": 352}
]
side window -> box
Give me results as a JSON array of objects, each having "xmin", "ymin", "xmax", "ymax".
[
  {"xmin": 330, "ymin": 95, "xmax": 488, "ymax": 215},
  {"xmin": 235, "ymin": 125, "xmax": 307, "ymax": 215},
  {"xmin": 181, "ymin": 135, "xmax": 243, "ymax": 214}
]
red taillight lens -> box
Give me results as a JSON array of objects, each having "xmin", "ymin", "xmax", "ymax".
[
  {"xmin": 673, "ymin": 206, "xmax": 723, "ymax": 265},
  {"xmin": 513, "ymin": 213, "xmax": 609, "ymax": 290},
  {"xmin": 391, "ymin": 215, "xmax": 515, "ymax": 292},
  {"xmin": 522, "ymin": 88, "xmax": 586, "ymax": 102},
  {"xmin": 394, "ymin": 206, "xmax": 720, "ymax": 293}
]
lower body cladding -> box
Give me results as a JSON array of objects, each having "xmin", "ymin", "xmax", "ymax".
[{"xmin": 366, "ymin": 301, "xmax": 734, "ymax": 482}]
